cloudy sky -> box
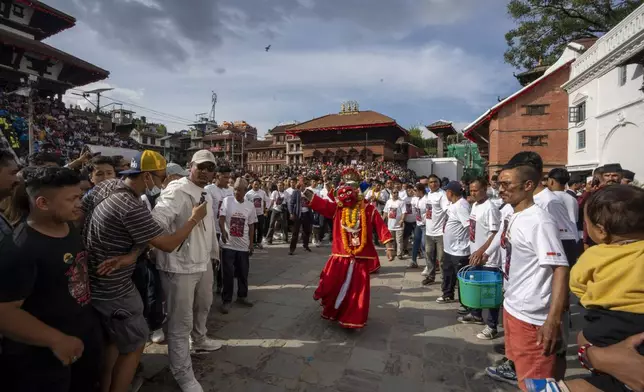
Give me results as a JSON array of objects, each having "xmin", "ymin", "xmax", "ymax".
[{"xmin": 47, "ymin": 0, "xmax": 520, "ymax": 137}]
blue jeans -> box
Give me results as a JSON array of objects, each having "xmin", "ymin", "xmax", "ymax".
[
  {"xmin": 411, "ymin": 224, "xmax": 426, "ymax": 264},
  {"xmin": 469, "ymin": 266, "xmax": 501, "ymax": 329}
]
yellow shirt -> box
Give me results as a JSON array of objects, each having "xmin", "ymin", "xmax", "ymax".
[{"xmin": 570, "ymin": 240, "xmax": 644, "ymax": 314}]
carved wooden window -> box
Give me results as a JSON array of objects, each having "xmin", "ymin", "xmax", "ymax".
[
  {"xmin": 524, "ymin": 104, "xmax": 548, "ymax": 116},
  {"xmin": 522, "ymin": 135, "xmax": 548, "ymax": 147}
]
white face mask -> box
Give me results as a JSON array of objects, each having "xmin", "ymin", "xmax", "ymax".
[{"xmin": 146, "ymin": 186, "xmax": 161, "ymax": 197}]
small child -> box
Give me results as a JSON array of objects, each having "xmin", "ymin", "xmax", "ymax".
[{"xmin": 526, "ymin": 184, "xmax": 644, "ymax": 392}]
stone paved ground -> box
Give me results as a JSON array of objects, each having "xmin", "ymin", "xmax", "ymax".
[{"xmin": 140, "ymin": 243, "xmax": 586, "ymax": 392}]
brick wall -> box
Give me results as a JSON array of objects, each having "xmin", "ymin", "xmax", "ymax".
[{"xmin": 488, "ymin": 67, "xmax": 570, "ymax": 173}]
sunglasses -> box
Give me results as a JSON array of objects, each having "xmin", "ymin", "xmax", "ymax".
[{"xmin": 196, "ymin": 163, "xmax": 216, "ymax": 172}]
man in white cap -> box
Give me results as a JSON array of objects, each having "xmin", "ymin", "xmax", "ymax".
[{"xmin": 151, "ymin": 150, "xmax": 221, "ymax": 392}]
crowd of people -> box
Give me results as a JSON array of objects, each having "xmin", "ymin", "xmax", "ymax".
[
  {"xmin": 0, "ymin": 92, "xmax": 139, "ymax": 163},
  {"xmin": 0, "ymin": 143, "xmax": 643, "ymax": 392}
]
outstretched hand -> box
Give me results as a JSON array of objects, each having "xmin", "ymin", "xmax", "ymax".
[{"xmin": 96, "ymin": 253, "xmax": 138, "ymax": 276}]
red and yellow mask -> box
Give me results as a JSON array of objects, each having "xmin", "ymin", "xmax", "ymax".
[{"xmin": 336, "ymin": 185, "xmax": 360, "ymax": 208}]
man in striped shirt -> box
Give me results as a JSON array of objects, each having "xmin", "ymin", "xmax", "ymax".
[{"xmin": 83, "ymin": 151, "xmax": 207, "ymax": 392}]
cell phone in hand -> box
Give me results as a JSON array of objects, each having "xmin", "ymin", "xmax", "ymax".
[{"xmin": 199, "ymin": 192, "xmax": 206, "ymax": 205}]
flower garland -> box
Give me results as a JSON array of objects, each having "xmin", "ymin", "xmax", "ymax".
[
  {"xmin": 341, "ymin": 205, "xmax": 360, "ymax": 228},
  {"xmin": 341, "ymin": 203, "xmax": 368, "ymax": 256}
]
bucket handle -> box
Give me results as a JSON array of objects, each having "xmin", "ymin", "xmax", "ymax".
[{"xmin": 458, "ymin": 265, "xmax": 503, "ymax": 275}]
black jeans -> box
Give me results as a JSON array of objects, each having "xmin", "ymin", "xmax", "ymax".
[
  {"xmin": 214, "ymin": 233, "xmax": 223, "ymax": 290},
  {"xmin": 468, "ymin": 266, "xmax": 502, "ymax": 329},
  {"xmin": 290, "ymin": 210, "xmax": 312, "ymax": 252},
  {"xmin": 255, "ymin": 215, "xmax": 266, "ymax": 244},
  {"xmin": 266, "ymin": 210, "xmax": 288, "ymax": 243},
  {"xmin": 441, "ymin": 252, "xmax": 469, "ymax": 300},
  {"xmin": 221, "ymin": 248, "xmax": 250, "ymax": 303}
]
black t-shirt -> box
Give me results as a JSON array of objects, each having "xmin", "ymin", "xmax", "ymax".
[{"xmin": 0, "ymin": 223, "xmax": 95, "ymax": 356}]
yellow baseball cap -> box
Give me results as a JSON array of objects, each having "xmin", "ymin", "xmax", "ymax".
[{"xmin": 119, "ymin": 150, "xmax": 167, "ymax": 174}]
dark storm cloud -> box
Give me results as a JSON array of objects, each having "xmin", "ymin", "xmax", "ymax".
[{"xmin": 47, "ymin": 0, "xmax": 474, "ymax": 64}]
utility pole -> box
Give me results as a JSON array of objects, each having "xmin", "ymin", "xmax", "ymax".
[
  {"xmin": 71, "ymin": 88, "xmax": 114, "ymax": 115},
  {"xmin": 27, "ymin": 79, "xmax": 34, "ymax": 154}
]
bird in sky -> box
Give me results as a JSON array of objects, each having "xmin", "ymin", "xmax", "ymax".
[{"xmin": 265, "ymin": 45, "xmax": 271, "ymax": 52}]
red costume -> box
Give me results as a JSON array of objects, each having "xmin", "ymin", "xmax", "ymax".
[{"xmin": 309, "ymin": 170, "xmax": 392, "ymax": 329}]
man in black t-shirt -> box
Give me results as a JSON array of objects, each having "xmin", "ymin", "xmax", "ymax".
[{"xmin": 0, "ymin": 166, "xmax": 102, "ymax": 392}]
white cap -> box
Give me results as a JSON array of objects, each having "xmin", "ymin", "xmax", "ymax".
[
  {"xmin": 191, "ymin": 150, "xmax": 216, "ymax": 165},
  {"xmin": 166, "ymin": 163, "xmax": 189, "ymax": 177}
]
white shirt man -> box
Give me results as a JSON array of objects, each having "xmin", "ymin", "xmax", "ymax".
[
  {"xmin": 269, "ymin": 189, "xmax": 285, "ymax": 212},
  {"xmin": 552, "ymin": 190, "xmax": 579, "ymax": 238},
  {"xmin": 534, "ymin": 187, "xmax": 580, "ymax": 266},
  {"xmin": 384, "ymin": 196, "xmax": 405, "ymax": 258},
  {"xmin": 469, "ymin": 198, "xmax": 501, "ymax": 268},
  {"xmin": 438, "ymin": 182, "xmax": 471, "ymax": 304},
  {"xmin": 245, "ymin": 188, "xmax": 270, "ymax": 217},
  {"xmin": 423, "ymin": 177, "xmax": 449, "ymax": 281},
  {"xmin": 503, "ymin": 205, "xmax": 569, "ymax": 325},
  {"xmin": 205, "ymin": 181, "xmax": 233, "ymax": 235},
  {"xmin": 219, "ymin": 178, "xmax": 258, "ymax": 314},
  {"xmin": 152, "ymin": 150, "xmax": 222, "ymax": 391}
]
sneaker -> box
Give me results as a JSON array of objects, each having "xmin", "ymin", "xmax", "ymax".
[
  {"xmin": 457, "ymin": 306, "xmax": 470, "ymax": 315},
  {"xmin": 525, "ymin": 378, "xmax": 564, "ymax": 392},
  {"xmin": 192, "ymin": 337, "xmax": 223, "ymax": 353},
  {"xmin": 397, "ymin": 254, "xmax": 405, "ymax": 260},
  {"xmin": 485, "ymin": 359, "xmax": 518, "ymax": 387},
  {"xmin": 407, "ymin": 262, "xmax": 419, "ymax": 269},
  {"xmin": 476, "ymin": 326, "xmax": 499, "ymax": 340},
  {"xmin": 150, "ymin": 329, "xmax": 165, "ymax": 344},
  {"xmin": 304, "ymin": 247, "xmax": 312, "ymax": 252},
  {"xmin": 220, "ymin": 303, "xmax": 231, "ymax": 314},
  {"xmin": 177, "ymin": 377, "xmax": 204, "ymax": 392},
  {"xmin": 436, "ymin": 296, "xmax": 454, "ymax": 303},
  {"xmin": 256, "ymin": 243, "xmax": 264, "ymax": 250},
  {"xmin": 420, "ymin": 267, "xmax": 430, "ymax": 276},
  {"xmin": 421, "ymin": 277, "xmax": 435, "ymax": 285},
  {"xmin": 457, "ymin": 314, "xmax": 485, "ymax": 325},
  {"xmin": 236, "ymin": 297, "xmax": 254, "ymax": 307}
]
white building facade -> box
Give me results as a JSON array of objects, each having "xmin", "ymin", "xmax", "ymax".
[{"xmin": 562, "ymin": 4, "xmax": 644, "ymax": 182}]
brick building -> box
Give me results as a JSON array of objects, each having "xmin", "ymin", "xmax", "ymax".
[
  {"xmin": 463, "ymin": 43, "xmax": 595, "ymax": 174},
  {"xmin": 245, "ymin": 124, "xmax": 289, "ymax": 173},
  {"xmin": 287, "ymin": 104, "xmax": 408, "ymax": 164}
]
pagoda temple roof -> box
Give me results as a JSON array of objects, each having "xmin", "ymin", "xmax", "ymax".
[
  {"xmin": 288, "ymin": 110, "xmax": 407, "ymax": 134},
  {"xmin": 246, "ymin": 140, "xmax": 278, "ymax": 150},
  {"xmin": 13, "ymin": 0, "xmax": 76, "ymax": 39},
  {"xmin": 0, "ymin": 27, "xmax": 109, "ymax": 86}
]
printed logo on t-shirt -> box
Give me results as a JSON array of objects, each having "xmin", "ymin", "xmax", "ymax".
[
  {"xmin": 301, "ymin": 197, "xmax": 309, "ymax": 207},
  {"xmin": 388, "ymin": 208, "xmax": 397, "ymax": 219},
  {"xmin": 230, "ymin": 216, "xmax": 246, "ymax": 237},
  {"xmin": 277, "ymin": 197, "xmax": 283, "ymax": 205},
  {"xmin": 253, "ymin": 197, "xmax": 262, "ymax": 208},
  {"xmin": 500, "ymin": 219, "xmax": 511, "ymax": 279},
  {"xmin": 405, "ymin": 203, "xmax": 412, "ymax": 214},
  {"xmin": 425, "ymin": 204, "xmax": 432, "ymax": 219},
  {"xmin": 64, "ymin": 250, "xmax": 91, "ymax": 306},
  {"xmin": 413, "ymin": 207, "xmax": 421, "ymax": 222},
  {"xmin": 469, "ymin": 218, "xmax": 476, "ymax": 241}
]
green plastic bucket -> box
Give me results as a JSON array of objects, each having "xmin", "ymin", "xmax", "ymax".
[{"xmin": 457, "ymin": 266, "xmax": 503, "ymax": 309}]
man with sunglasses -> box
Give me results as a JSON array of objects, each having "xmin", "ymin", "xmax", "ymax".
[{"xmin": 151, "ymin": 150, "xmax": 221, "ymax": 392}]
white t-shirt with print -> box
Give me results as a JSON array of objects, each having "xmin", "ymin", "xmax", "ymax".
[
  {"xmin": 245, "ymin": 189, "xmax": 269, "ymax": 216},
  {"xmin": 270, "ymin": 190, "xmax": 285, "ymax": 212},
  {"xmin": 220, "ymin": 196, "xmax": 258, "ymax": 252},
  {"xmin": 205, "ymin": 184, "xmax": 234, "ymax": 234},
  {"xmin": 534, "ymin": 188, "xmax": 579, "ymax": 242},
  {"xmin": 402, "ymin": 196, "xmax": 415, "ymax": 223},
  {"xmin": 553, "ymin": 190, "xmax": 578, "ymax": 232},
  {"xmin": 469, "ymin": 198, "xmax": 502, "ymax": 267},
  {"xmin": 364, "ymin": 188, "xmax": 389, "ymax": 213},
  {"xmin": 502, "ymin": 204, "xmax": 569, "ymax": 326},
  {"xmin": 412, "ymin": 196, "xmax": 426, "ymax": 227},
  {"xmin": 425, "ymin": 189, "xmax": 449, "ymax": 237},
  {"xmin": 443, "ymin": 198, "xmax": 471, "ymax": 256},
  {"xmin": 384, "ymin": 199, "xmax": 405, "ymax": 231}
]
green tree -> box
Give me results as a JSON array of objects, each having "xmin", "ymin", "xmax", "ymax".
[
  {"xmin": 505, "ymin": 0, "xmax": 643, "ymax": 70},
  {"xmin": 408, "ymin": 126, "xmax": 437, "ymax": 156}
]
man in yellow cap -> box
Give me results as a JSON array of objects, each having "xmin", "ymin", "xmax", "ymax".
[{"xmin": 82, "ymin": 150, "xmax": 209, "ymax": 392}]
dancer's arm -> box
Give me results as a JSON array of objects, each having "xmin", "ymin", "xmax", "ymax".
[{"xmin": 305, "ymin": 191, "xmax": 336, "ymax": 219}]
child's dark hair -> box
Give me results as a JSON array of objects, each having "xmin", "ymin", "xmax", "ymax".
[{"xmin": 586, "ymin": 185, "xmax": 644, "ymax": 236}]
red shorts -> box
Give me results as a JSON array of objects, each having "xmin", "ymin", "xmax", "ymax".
[{"xmin": 504, "ymin": 309, "xmax": 565, "ymax": 391}]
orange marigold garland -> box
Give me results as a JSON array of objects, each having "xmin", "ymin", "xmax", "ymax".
[{"xmin": 341, "ymin": 202, "xmax": 368, "ymax": 256}]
